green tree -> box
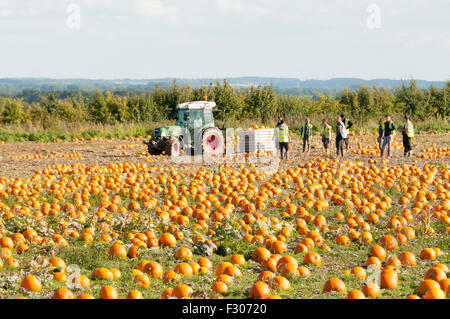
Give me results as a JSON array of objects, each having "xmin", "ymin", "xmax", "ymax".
[
  {"xmin": 1, "ymin": 98, "xmax": 28, "ymax": 124},
  {"xmin": 213, "ymin": 80, "xmax": 245, "ymax": 124},
  {"xmin": 395, "ymin": 80, "xmax": 426, "ymax": 118},
  {"xmin": 357, "ymin": 84, "xmax": 375, "ymax": 122},
  {"xmin": 244, "ymin": 85, "xmax": 277, "ymax": 123},
  {"xmin": 89, "ymin": 91, "xmax": 111, "ymax": 123},
  {"xmin": 105, "ymin": 92, "xmax": 129, "ymax": 122}
]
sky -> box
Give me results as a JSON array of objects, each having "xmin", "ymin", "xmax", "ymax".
[{"xmin": 0, "ymin": 0, "xmax": 449, "ymax": 80}]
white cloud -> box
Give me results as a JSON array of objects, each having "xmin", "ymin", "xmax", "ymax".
[
  {"xmin": 136, "ymin": 0, "xmax": 164, "ymax": 16},
  {"xmin": 405, "ymin": 32, "xmax": 450, "ymax": 50},
  {"xmin": 135, "ymin": 0, "xmax": 179, "ymax": 21},
  {"xmin": 97, "ymin": 13, "xmax": 129, "ymax": 22},
  {"xmin": 218, "ymin": 0, "xmax": 267, "ymax": 15},
  {"xmin": 0, "ymin": 9, "xmax": 12, "ymax": 16},
  {"xmin": 218, "ymin": 0, "xmax": 243, "ymax": 13},
  {"xmin": 0, "ymin": 1, "xmax": 12, "ymax": 17}
]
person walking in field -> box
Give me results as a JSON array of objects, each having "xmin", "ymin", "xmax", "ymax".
[
  {"xmin": 321, "ymin": 118, "xmax": 332, "ymax": 155},
  {"xmin": 380, "ymin": 115, "xmax": 396, "ymax": 158},
  {"xmin": 277, "ymin": 119, "xmax": 290, "ymax": 161},
  {"xmin": 336, "ymin": 115, "xmax": 347, "ymax": 158},
  {"xmin": 377, "ymin": 119, "xmax": 383, "ymax": 151},
  {"xmin": 340, "ymin": 114, "xmax": 353, "ymax": 152},
  {"xmin": 398, "ymin": 115, "xmax": 414, "ymax": 157},
  {"xmin": 300, "ymin": 118, "xmax": 313, "ymax": 153}
]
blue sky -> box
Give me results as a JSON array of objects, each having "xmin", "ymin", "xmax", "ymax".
[{"xmin": 0, "ymin": 0, "xmax": 449, "ymax": 80}]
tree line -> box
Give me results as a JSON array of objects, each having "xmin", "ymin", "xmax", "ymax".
[{"xmin": 0, "ymin": 80, "xmax": 448, "ymax": 129}]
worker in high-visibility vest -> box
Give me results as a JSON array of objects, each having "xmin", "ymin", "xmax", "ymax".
[
  {"xmin": 340, "ymin": 114, "xmax": 353, "ymax": 152},
  {"xmin": 300, "ymin": 118, "xmax": 313, "ymax": 153},
  {"xmin": 398, "ymin": 115, "xmax": 414, "ymax": 157},
  {"xmin": 277, "ymin": 119, "xmax": 290, "ymax": 160},
  {"xmin": 321, "ymin": 118, "xmax": 332, "ymax": 155},
  {"xmin": 380, "ymin": 115, "xmax": 396, "ymax": 158},
  {"xmin": 336, "ymin": 115, "xmax": 347, "ymax": 158}
]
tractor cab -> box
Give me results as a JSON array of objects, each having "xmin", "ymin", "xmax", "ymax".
[{"xmin": 175, "ymin": 101, "xmax": 216, "ymax": 130}]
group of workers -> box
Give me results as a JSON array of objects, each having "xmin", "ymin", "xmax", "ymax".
[
  {"xmin": 377, "ymin": 114, "xmax": 415, "ymax": 158},
  {"xmin": 276, "ymin": 114, "xmax": 414, "ymax": 161}
]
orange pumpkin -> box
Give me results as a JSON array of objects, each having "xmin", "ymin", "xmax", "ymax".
[
  {"xmin": 175, "ymin": 247, "xmax": 193, "ymax": 261},
  {"xmin": 417, "ymin": 279, "xmax": 440, "ymax": 295},
  {"xmin": 99, "ymin": 286, "xmax": 119, "ymax": 299},
  {"xmin": 212, "ymin": 281, "xmax": 228, "ymax": 295},
  {"xmin": 323, "ymin": 278, "xmax": 346, "ymax": 294},
  {"xmin": 303, "ymin": 252, "xmax": 321, "ymax": 266},
  {"xmin": 347, "ymin": 289, "xmax": 366, "ymax": 299},
  {"xmin": 424, "ymin": 287, "xmax": 446, "ymax": 299},
  {"xmin": 398, "ymin": 252, "xmax": 416, "ymax": 266},
  {"xmin": 420, "ymin": 248, "xmax": 436, "ymax": 260},
  {"xmin": 172, "ymin": 285, "xmax": 193, "ymax": 299},
  {"xmin": 380, "ymin": 269, "xmax": 398, "ymax": 290},
  {"xmin": 424, "ymin": 267, "xmax": 447, "ymax": 282},
  {"xmin": 20, "ymin": 275, "xmax": 42, "ymax": 292},
  {"xmin": 249, "ymin": 282, "xmax": 271, "ymax": 299},
  {"xmin": 127, "ymin": 290, "xmax": 144, "ymax": 299},
  {"xmin": 380, "ymin": 235, "xmax": 398, "ymax": 251},
  {"xmin": 362, "ymin": 282, "xmax": 380, "ymax": 298},
  {"xmin": 369, "ymin": 245, "xmax": 386, "ymax": 261},
  {"xmin": 350, "ymin": 267, "xmax": 367, "ymax": 280},
  {"xmin": 52, "ymin": 288, "xmax": 74, "ymax": 299}
]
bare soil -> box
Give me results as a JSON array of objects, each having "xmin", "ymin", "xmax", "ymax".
[{"xmin": 0, "ymin": 133, "xmax": 448, "ymax": 178}]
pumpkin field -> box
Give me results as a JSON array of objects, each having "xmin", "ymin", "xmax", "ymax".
[{"xmin": 0, "ymin": 130, "xmax": 449, "ymax": 300}]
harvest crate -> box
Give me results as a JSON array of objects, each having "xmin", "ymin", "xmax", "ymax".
[{"xmin": 237, "ymin": 129, "xmax": 277, "ymax": 154}]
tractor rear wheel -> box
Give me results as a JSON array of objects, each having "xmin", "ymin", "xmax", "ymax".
[
  {"xmin": 164, "ymin": 137, "xmax": 181, "ymax": 156},
  {"xmin": 145, "ymin": 137, "xmax": 181, "ymax": 156},
  {"xmin": 202, "ymin": 128, "xmax": 224, "ymax": 157},
  {"xmin": 144, "ymin": 138, "xmax": 162, "ymax": 155}
]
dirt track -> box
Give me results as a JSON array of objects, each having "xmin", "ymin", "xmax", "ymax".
[{"xmin": 0, "ymin": 133, "xmax": 448, "ymax": 178}]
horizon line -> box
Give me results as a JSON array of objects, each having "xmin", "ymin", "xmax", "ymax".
[{"xmin": 0, "ymin": 76, "xmax": 448, "ymax": 82}]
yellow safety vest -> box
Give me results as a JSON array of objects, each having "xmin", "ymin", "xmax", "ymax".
[
  {"xmin": 278, "ymin": 125, "xmax": 289, "ymax": 143},
  {"xmin": 301, "ymin": 124, "xmax": 313, "ymax": 140},
  {"xmin": 404, "ymin": 120, "xmax": 414, "ymax": 138},
  {"xmin": 382, "ymin": 121, "xmax": 396, "ymax": 136},
  {"xmin": 322, "ymin": 124, "xmax": 331, "ymax": 139}
]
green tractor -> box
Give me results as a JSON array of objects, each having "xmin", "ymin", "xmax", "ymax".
[{"xmin": 144, "ymin": 100, "xmax": 225, "ymax": 157}]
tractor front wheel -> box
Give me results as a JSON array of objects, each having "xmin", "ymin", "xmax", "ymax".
[{"xmin": 202, "ymin": 128, "xmax": 225, "ymax": 157}]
